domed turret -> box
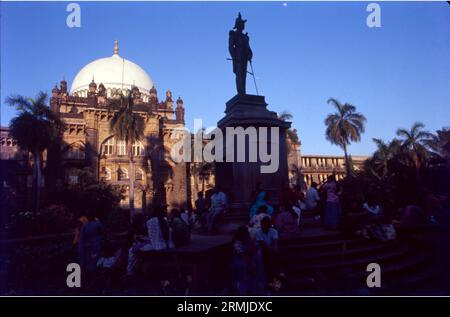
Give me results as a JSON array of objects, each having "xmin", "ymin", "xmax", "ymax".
[
  {"xmin": 98, "ymin": 83, "xmax": 106, "ymax": 96},
  {"xmin": 176, "ymin": 96, "xmax": 185, "ymax": 123},
  {"xmin": 88, "ymin": 78, "xmax": 97, "ymax": 96},
  {"xmin": 52, "ymin": 84, "xmax": 60, "ymax": 97},
  {"xmin": 70, "ymin": 41, "xmax": 153, "ymax": 100},
  {"xmin": 60, "ymin": 79, "xmax": 68, "ymax": 95},
  {"xmin": 150, "ymin": 85, "xmax": 157, "ymax": 97}
]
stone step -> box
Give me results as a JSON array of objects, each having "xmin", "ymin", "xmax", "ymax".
[
  {"xmin": 300, "ymin": 221, "xmax": 323, "ymax": 229},
  {"xmin": 276, "ymin": 227, "xmax": 441, "ymax": 294},
  {"xmin": 279, "ymin": 237, "xmax": 375, "ymax": 252},
  {"xmin": 279, "ymin": 230, "xmax": 351, "ymax": 244},
  {"xmin": 344, "ymin": 249, "xmax": 435, "ymax": 289},
  {"xmin": 281, "ymin": 241, "xmax": 390, "ymax": 262},
  {"xmin": 283, "ymin": 250, "xmax": 432, "ymax": 294},
  {"xmin": 282, "ymin": 243, "xmax": 412, "ymax": 273},
  {"xmin": 224, "ymin": 213, "xmax": 248, "ymax": 221}
]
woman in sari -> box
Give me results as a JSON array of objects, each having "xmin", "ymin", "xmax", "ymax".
[
  {"xmin": 231, "ymin": 226, "xmax": 264, "ymax": 295},
  {"xmin": 249, "ymin": 191, "xmax": 274, "ymax": 218}
]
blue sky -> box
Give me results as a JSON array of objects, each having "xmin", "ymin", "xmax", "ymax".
[{"xmin": 1, "ymin": 1, "xmax": 450, "ymax": 156}]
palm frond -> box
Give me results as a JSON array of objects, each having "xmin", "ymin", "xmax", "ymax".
[
  {"xmin": 279, "ymin": 110, "xmax": 293, "ymax": 121},
  {"xmin": 5, "ymin": 95, "xmax": 33, "ymax": 113},
  {"xmin": 411, "ymin": 122, "xmax": 425, "ymax": 135},
  {"xmin": 396, "ymin": 128, "xmax": 411, "ymax": 139},
  {"xmin": 327, "ymin": 98, "xmax": 342, "ymax": 113},
  {"xmin": 341, "ymin": 103, "xmax": 356, "ymax": 114},
  {"xmin": 7, "ymin": 91, "xmax": 61, "ymax": 153}
]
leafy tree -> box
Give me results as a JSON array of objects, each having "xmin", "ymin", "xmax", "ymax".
[{"xmin": 56, "ymin": 167, "xmax": 123, "ymax": 220}]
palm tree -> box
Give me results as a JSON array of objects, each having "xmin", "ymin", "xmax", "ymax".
[
  {"xmin": 370, "ymin": 138, "xmax": 401, "ymax": 179},
  {"xmin": 324, "ymin": 98, "xmax": 366, "ymax": 177},
  {"xmin": 426, "ymin": 128, "xmax": 450, "ymax": 165},
  {"xmin": 109, "ymin": 90, "xmax": 145, "ymax": 221},
  {"xmin": 6, "ymin": 91, "xmax": 63, "ymax": 212},
  {"xmin": 396, "ymin": 122, "xmax": 433, "ymax": 171},
  {"xmin": 279, "ymin": 111, "xmax": 299, "ymax": 144}
]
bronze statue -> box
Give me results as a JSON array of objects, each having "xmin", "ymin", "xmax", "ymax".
[{"xmin": 229, "ymin": 13, "xmax": 253, "ymax": 95}]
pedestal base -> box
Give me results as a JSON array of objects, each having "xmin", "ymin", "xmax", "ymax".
[{"xmin": 216, "ymin": 94, "xmax": 291, "ymax": 217}]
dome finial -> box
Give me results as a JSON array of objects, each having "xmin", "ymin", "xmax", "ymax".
[{"xmin": 114, "ymin": 39, "xmax": 119, "ymax": 55}]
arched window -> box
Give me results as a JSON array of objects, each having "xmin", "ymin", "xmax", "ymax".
[
  {"xmin": 64, "ymin": 145, "xmax": 85, "ymax": 160},
  {"xmin": 118, "ymin": 167, "xmax": 128, "ymax": 180},
  {"xmin": 104, "ymin": 138, "xmax": 114, "ymax": 156},
  {"xmin": 132, "ymin": 141, "xmax": 145, "ymax": 156},
  {"xmin": 117, "ymin": 140, "xmax": 126, "ymax": 156}
]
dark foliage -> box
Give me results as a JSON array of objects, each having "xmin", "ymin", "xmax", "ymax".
[
  {"xmin": 339, "ymin": 126, "xmax": 450, "ymax": 219},
  {"xmin": 51, "ymin": 168, "xmax": 124, "ymax": 221}
]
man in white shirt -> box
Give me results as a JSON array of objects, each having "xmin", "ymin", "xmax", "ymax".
[
  {"xmin": 206, "ymin": 187, "xmax": 228, "ymax": 233},
  {"xmin": 305, "ymin": 182, "xmax": 320, "ymax": 211}
]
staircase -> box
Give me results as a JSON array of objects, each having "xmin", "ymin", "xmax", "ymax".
[{"xmin": 277, "ymin": 211, "xmax": 441, "ymax": 295}]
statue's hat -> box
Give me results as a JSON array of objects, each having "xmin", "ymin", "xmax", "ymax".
[{"xmin": 233, "ymin": 12, "xmax": 247, "ymax": 29}]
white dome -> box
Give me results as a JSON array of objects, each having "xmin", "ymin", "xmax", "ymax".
[{"xmin": 70, "ymin": 41, "xmax": 153, "ymax": 98}]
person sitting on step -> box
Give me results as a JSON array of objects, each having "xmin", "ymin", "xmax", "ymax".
[
  {"xmin": 206, "ymin": 186, "xmax": 228, "ymax": 234},
  {"xmin": 275, "ymin": 202, "xmax": 301, "ymax": 239}
]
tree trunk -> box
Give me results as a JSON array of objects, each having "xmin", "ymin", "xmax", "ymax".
[
  {"xmin": 33, "ymin": 149, "xmax": 42, "ymax": 213},
  {"xmin": 413, "ymin": 153, "xmax": 421, "ymax": 186},
  {"xmin": 129, "ymin": 148, "xmax": 135, "ymax": 223},
  {"xmin": 193, "ymin": 165, "xmax": 198, "ymax": 201},
  {"xmin": 342, "ymin": 142, "xmax": 352, "ymax": 178},
  {"xmin": 142, "ymin": 189, "xmax": 147, "ymax": 214},
  {"xmin": 383, "ymin": 158, "xmax": 388, "ymax": 179}
]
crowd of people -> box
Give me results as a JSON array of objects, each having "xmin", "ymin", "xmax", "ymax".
[
  {"xmin": 72, "ymin": 173, "xmax": 426, "ymax": 294},
  {"xmin": 228, "ymin": 173, "xmax": 408, "ymax": 294},
  {"xmin": 71, "ymin": 185, "xmax": 234, "ymax": 292},
  {"xmin": 229, "ymin": 178, "xmax": 331, "ymax": 295},
  {"xmin": 73, "ymin": 206, "xmax": 192, "ymax": 290},
  {"xmin": 189, "ymin": 187, "xmax": 228, "ymax": 233},
  {"xmin": 72, "ymin": 175, "xmax": 349, "ymax": 293}
]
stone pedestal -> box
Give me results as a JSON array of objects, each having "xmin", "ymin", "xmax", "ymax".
[{"xmin": 216, "ymin": 94, "xmax": 290, "ymax": 216}]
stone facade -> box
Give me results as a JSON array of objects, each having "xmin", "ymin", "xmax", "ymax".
[
  {"xmin": 0, "ymin": 127, "xmax": 21, "ymax": 161},
  {"xmin": 300, "ymin": 154, "xmax": 368, "ymax": 186},
  {"xmin": 1, "ymin": 122, "xmax": 368, "ymax": 211},
  {"xmin": 50, "ymin": 79, "xmax": 188, "ymax": 211},
  {"xmin": 0, "ymin": 127, "xmax": 31, "ymax": 206},
  {"xmin": 285, "ymin": 130, "xmax": 368, "ymax": 186}
]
